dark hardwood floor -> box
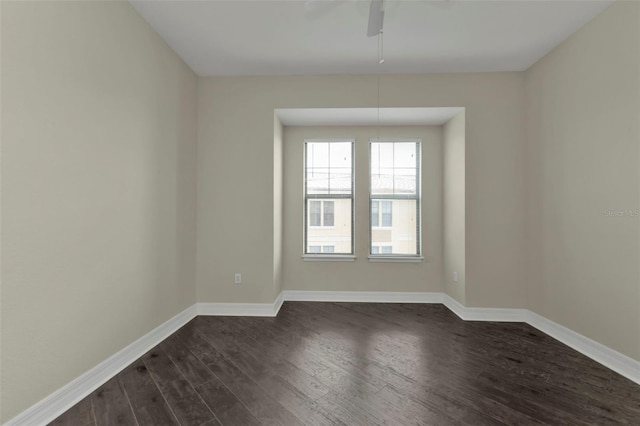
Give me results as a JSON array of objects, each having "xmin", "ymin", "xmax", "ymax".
[{"xmin": 50, "ymin": 302, "xmax": 640, "ymax": 425}]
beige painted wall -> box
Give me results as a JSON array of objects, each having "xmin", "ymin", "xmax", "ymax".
[
  {"xmin": 283, "ymin": 126, "xmax": 443, "ymax": 292},
  {"xmin": 0, "ymin": 1, "xmax": 198, "ymax": 421},
  {"xmin": 525, "ymin": 1, "xmax": 640, "ymax": 360},
  {"xmin": 443, "ymin": 111, "xmax": 466, "ymax": 304},
  {"xmin": 273, "ymin": 114, "xmax": 284, "ymax": 299},
  {"xmin": 197, "ymin": 73, "xmax": 526, "ymax": 306}
]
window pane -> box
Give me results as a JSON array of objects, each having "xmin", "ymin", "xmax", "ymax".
[
  {"xmin": 307, "ymin": 168, "xmax": 329, "ymax": 195},
  {"xmin": 371, "ymin": 201, "xmax": 379, "ymax": 227},
  {"xmin": 309, "ymin": 245, "xmax": 321, "ymax": 253},
  {"xmin": 323, "ymin": 201, "xmax": 334, "ymax": 226},
  {"xmin": 371, "ymin": 142, "xmax": 418, "ymax": 196},
  {"xmin": 371, "ymin": 199, "xmax": 418, "ymax": 255},
  {"xmin": 371, "ymin": 142, "xmax": 393, "ymax": 170},
  {"xmin": 323, "ymin": 245, "xmax": 335, "ymax": 253},
  {"xmin": 330, "ymin": 142, "xmax": 352, "ymax": 168},
  {"xmin": 308, "ymin": 142, "xmax": 352, "ymax": 195},
  {"xmin": 395, "ymin": 168, "xmax": 416, "ymax": 195},
  {"xmin": 371, "ymin": 168, "xmax": 394, "ymax": 195},
  {"xmin": 381, "ymin": 201, "xmax": 392, "ymax": 227},
  {"xmin": 371, "ymin": 246, "xmax": 380, "ymax": 254},
  {"xmin": 329, "ymin": 167, "xmax": 352, "ymax": 194},
  {"xmin": 309, "ymin": 200, "xmax": 321, "ymax": 226},
  {"xmin": 306, "ymin": 198, "xmax": 352, "ymax": 254},
  {"xmin": 307, "ymin": 142, "xmax": 329, "ymax": 168},
  {"xmin": 394, "ymin": 142, "xmax": 417, "ymax": 168}
]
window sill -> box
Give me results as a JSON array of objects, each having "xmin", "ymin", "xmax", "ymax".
[
  {"xmin": 302, "ymin": 255, "xmax": 356, "ymax": 262},
  {"xmin": 368, "ymin": 256, "xmax": 424, "ymax": 263}
]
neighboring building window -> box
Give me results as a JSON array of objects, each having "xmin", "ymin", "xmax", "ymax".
[
  {"xmin": 304, "ymin": 140, "xmax": 354, "ymax": 255},
  {"xmin": 371, "ymin": 200, "xmax": 392, "ymax": 228},
  {"xmin": 370, "ymin": 140, "xmax": 421, "ymax": 256},
  {"xmin": 309, "ymin": 200, "xmax": 334, "ymax": 227},
  {"xmin": 309, "ymin": 245, "xmax": 335, "ymax": 254},
  {"xmin": 371, "ymin": 244, "xmax": 393, "ymax": 254}
]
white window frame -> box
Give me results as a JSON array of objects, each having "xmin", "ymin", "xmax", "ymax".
[
  {"xmin": 303, "ymin": 139, "xmax": 355, "ymax": 260},
  {"xmin": 369, "ymin": 139, "xmax": 423, "ymax": 262}
]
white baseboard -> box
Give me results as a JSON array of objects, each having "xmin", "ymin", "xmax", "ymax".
[
  {"xmin": 282, "ymin": 290, "xmax": 444, "ymax": 304},
  {"xmin": 443, "ymin": 295, "xmax": 527, "ymax": 322},
  {"xmin": 5, "ymin": 305, "xmax": 198, "ymax": 426},
  {"xmin": 197, "ymin": 291, "xmax": 283, "ymax": 317},
  {"xmin": 525, "ymin": 310, "xmax": 640, "ymax": 385},
  {"xmin": 8, "ymin": 291, "xmax": 639, "ymax": 425}
]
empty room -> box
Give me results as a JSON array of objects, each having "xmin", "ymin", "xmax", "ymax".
[{"xmin": 1, "ymin": 0, "xmax": 639, "ymax": 425}]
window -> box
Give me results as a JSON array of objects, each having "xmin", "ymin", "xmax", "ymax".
[
  {"xmin": 304, "ymin": 140, "xmax": 354, "ymax": 255},
  {"xmin": 309, "ymin": 200, "xmax": 334, "ymax": 227},
  {"xmin": 370, "ymin": 140, "xmax": 421, "ymax": 256},
  {"xmin": 371, "ymin": 244, "xmax": 393, "ymax": 254},
  {"xmin": 371, "ymin": 200, "xmax": 392, "ymax": 228},
  {"xmin": 309, "ymin": 245, "xmax": 335, "ymax": 254}
]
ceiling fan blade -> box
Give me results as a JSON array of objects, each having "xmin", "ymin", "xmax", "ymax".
[{"xmin": 367, "ymin": 0, "xmax": 384, "ymax": 37}]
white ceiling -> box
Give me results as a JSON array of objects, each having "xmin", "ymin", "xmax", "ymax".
[
  {"xmin": 276, "ymin": 107, "xmax": 464, "ymax": 126},
  {"xmin": 130, "ymin": 0, "xmax": 613, "ymax": 77}
]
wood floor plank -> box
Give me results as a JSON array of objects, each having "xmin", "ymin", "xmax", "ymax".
[
  {"xmin": 195, "ymin": 319, "xmax": 331, "ymax": 401},
  {"xmin": 179, "ymin": 328, "xmax": 305, "ymax": 426},
  {"xmin": 91, "ymin": 378, "xmax": 137, "ymax": 426},
  {"xmin": 142, "ymin": 348, "xmax": 219, "ymax": 425},
  {"xmin": 230, "ymin": 316, "xmax": 333, "ymax": 377},
  {"xmin": 162, "ymin": 334, "xmax": 219, "ymax": 387},
  {"xmin": 194, "ymin": 379, "xmax": 263, "ymax": 426},
  {"xmin": 118, "ymin": 362, "xmax": 179, "ymax": 426},
  {"xmin": 315, "ymin": 390, "xmax": 386, "ymax": 426},
  {"xmin": 254, "ymin": 374, "xmax": 344, "ymax": 426},
  {"xmin": 51, "ymin": 302, "xmax": 640, "ymax": 426},
  {"xmin": 160, "ymin": 334, "xmax": 263, "ymax": 426}
]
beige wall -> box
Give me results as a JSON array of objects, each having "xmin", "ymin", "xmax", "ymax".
[
  {"xmin": 283, "ymin": 126, "xmax": 443, "ymax": 292},
  {"xmin": 273, "ymin": 114, "xmax": 284, "ymax": 299},
  {"xmin": 524, "ymin": 1, "xmax": 640, "ymax": 360},
  {"xmin": 0, "ymin": 1, "xmax": 198, "ymax": 422},
  {"xmin": 197, "ymin": 73, "xmax": 526, "ymax": 306},
  {"xmin": 443, "ymin": 111, "xmax": 466, "ymax": 304}
]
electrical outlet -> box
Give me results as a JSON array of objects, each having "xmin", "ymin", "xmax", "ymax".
[
  {"xmin": 453, "ymin": 271, "xmax": 458, "ymax": 283},
  {"xmin": 234, "ymin": 273, "xmax": 242, "ymax": 284}
]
